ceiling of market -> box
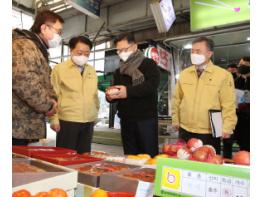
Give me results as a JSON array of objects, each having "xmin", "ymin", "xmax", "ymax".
[{"xmin": 13, "ymin": 0, "xmax": 250, "ymax": 63}]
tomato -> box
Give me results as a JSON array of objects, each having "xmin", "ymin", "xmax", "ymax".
[
  {"xmin": 33, "ymin": 192, "xmax": 48, "ymax": 197},
  {"xmin": 12, "ymin": 189, "xmax": 31, "ymax": 197},
  {"xmin": 47, "ymin": 188, "xmax": 67, "ymax": 197}
]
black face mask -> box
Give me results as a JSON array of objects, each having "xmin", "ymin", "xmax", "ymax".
[{"xmin": 238, "ymin": 65, "xmax": 250, "ymax": 75}]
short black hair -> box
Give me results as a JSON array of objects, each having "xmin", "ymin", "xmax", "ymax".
[
  {"xmin": 192, "ymin": 36, "xmax": 214, "ymax": 51},
  {"xmin": 69, "ymin": 36, "xmax": 93, "ymax": 50},
  {"xmin": 227, "ymin": 63, "xmax": 237, "ymax": 69},
  {"xmin": 114, "ymin": 33, "xmax": 136, "ymax": 46},
  {"xmin": 241, "ymin": 56, "xmax": 250, "ymax": 62},
  {"xmin": 31, "ymin": 10, "xmax": 64, "ymax": 34}
]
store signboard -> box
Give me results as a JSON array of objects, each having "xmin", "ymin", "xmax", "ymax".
[
  {"xmin": 190, "ymin": 0, "xmax": 250, "ymax": 31},
  {"xmin": 150, "ymin": 0, "xmax": 176, "ymax": 33},
  {"xmin": 66, "ymin": 0, "xmax": 101, "ymax": 19},
  {"xmin": 144, "ymin": 46, "xmax": 172, "ymax": 72},
  {"xmin": 154, "ymin": 158, "xmax": 250, "ymax": 197}
]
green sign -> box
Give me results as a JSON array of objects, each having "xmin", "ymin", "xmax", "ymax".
[
  {"xmin": 154, "ymin": 158, "xmax": 250, "ymax": 197},
  {"xmin": 190, "ymin": 0, "xmax": 250, "ymax": 31}
]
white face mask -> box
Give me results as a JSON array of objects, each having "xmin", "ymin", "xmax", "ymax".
[
  {"xmin": 118, "ymin": 51, "xmax": 133, "ymax": 62},
  {"xmin": 48, "ymin": 33, "xmax": 62, "ymax": 48},
  {"xmin": 72, "ymin": 55, "xmax": 89, "ymax": 66},
  {"xmin": 191, "ymin": 53, "xmax": 206, "ymax": 66}
]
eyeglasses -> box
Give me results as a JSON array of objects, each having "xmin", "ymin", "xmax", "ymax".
[
  {"xmin": 116, "ymin": 44, "xmax": 133, "ymax": 54},
  {"xmin": 46, "ymin": 24, "xmax": 63, "ymax": 35}
]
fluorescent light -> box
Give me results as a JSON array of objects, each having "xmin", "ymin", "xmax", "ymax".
[
  {"xmin": 183, "ymin": 43, "xmax": 192, "ymax": 49},
  {"xmin": 247, "ymin": 37, "xmax": 250, "ymax": 41}
]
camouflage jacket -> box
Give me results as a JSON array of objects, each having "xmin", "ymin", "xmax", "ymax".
[{"xmin": 12, "ymin": 29, "xmax": 57, "ymax": 139}]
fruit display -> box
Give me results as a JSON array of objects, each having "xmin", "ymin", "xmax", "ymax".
[
  {"xmin": 162, "ymin": 138, "xmax": 250, "ymax": 166},
  {"xmin": 121, "ymin": 168, "xmax": 155, "ymax": 182},
  {"xmin": 13, "ymin": 188, "xmax": 67, "ymax": 197},
  {"xmin": 13, "ymin": 162, "xmax": 46, "ymax": 173}
]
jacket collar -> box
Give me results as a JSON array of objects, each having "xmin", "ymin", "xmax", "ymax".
[{"xmin": 189, "ymin": 60, "xmax": 214, "ymax": 73}]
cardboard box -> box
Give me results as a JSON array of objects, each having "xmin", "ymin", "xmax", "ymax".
[{"xmin": 12, "ymin": 158, "xmax": 78, "ymax": 196}]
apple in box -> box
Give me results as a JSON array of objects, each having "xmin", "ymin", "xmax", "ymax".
[
  {"xmin": 206, "ymin": 155, "xmax": 223, "ymax": 165},
  {"xmin": 192, "ymin": 145, "xmax": 216, "ymax": 162},
  {"xmin": 177, "ymin": 147, "xmax": 191, "ymax": 160},
  {"xmin": 233, "ymin": 151, "xmax": 250, "ymax": 166},
  {"xmin": 106, "ymin": 86, "xmax": 120, "ymax": 96},
  {"xmin": 187, "ymin": 138, "xmax": 203, "ymax": 152}
]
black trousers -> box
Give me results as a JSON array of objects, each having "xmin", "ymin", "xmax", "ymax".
[
  {"xmin": 56, "ymin": 120, "xmax": 94, "ymax": 154},
  {"xmin": 235, "ymin": 109, "xmax": 250, "ymax": 151},
  {"xmin": 179, "ymin": 127, "xmax": 221, "ymax": 154},
  {"xmin": 12, "ymin": 138, "xmax": 29, "ymax": 146},
  {"xmin": 120, "ymin": 117, "xmax": 159, "ymax": 157}
]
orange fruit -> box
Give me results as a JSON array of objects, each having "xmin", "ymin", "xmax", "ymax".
[
  {"xmin": 12, "ymin": 189, "xmax": 31, "ymax": 197},
  {"xmin": 146, "ymin": 158, "xmax": 157, "ymax": 165},
  {"xmin": 47, "ymin": 188, "xmax": 67, "ymax": 197},
  {"xmin": 137, "ymin": 154, "xmax": 151, "ymax": 160},
  {"xmin": 33, "ymin": 192, "xmax": 48, "ymax": 197},
  {"xmin": 92, "ymin": 189, "xmax": 108, "ymax": 197}
]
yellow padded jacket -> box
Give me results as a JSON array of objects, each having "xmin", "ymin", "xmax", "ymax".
[
  {"xmin": 50, "ymin": 59, "xmax": 99, "ymax": 124},
  {"xmin": 172, "ymin": 61, "xmax": 237, "ymax": 134}
]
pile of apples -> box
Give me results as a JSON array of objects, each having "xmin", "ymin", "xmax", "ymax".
[{"xmin": 162, "ymin": 138, "xmax": 250, "ymax": 166}]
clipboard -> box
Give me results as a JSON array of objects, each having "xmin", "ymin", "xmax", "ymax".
[{"xmin": 209, "ymin": 109, "xmax": 223, "ymax": 138}]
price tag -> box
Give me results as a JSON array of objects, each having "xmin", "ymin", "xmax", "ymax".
[{"xmin": 135, "ymin": 181, "xmax": 154, "ymax": 197}]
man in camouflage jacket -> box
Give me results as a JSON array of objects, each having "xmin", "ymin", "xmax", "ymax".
[{"xmin": 12, "ymin": 10, "xmax": 64, "ymax": 145}]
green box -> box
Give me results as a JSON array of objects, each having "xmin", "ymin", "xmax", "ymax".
[
  {"xmin": 154, "ymin": 158, "xmax": 250, "ymax": 197},
  {"xmin": 190, "ymin": 0, "xmax": 250, "ymax": 32}
]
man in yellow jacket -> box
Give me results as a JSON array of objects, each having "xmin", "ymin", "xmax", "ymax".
[
  {"xmin": 50, "ymin": 36, "xmax": 99, "ymax": 153},
  {"xmin": 172, "ymin": 37, "xmax": 237, "ymax": 154}
]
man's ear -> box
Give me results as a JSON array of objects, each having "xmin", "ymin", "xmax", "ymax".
[
  {"xmin": 40, "ymin": 24, "xmax": 46, "ymax": 33},
  {"xmin": 208, "ymin": 51, "xmax": 214, "ymax": 58}
]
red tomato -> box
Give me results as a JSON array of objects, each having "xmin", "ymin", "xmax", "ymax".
[{"xmin": 12, "ymin": 189, "xmax": 31, "ymax": 197}]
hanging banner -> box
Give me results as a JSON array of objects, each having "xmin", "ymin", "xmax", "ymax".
[{"xmin": 144, "ymin": 46, "xmax": 172, "ymax": 72}]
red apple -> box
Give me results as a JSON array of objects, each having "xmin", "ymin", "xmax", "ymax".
[
  {"xmin": 170, "ymin": 143, "xmax": 185, "ymax": 155},
  {"xmin": 206, "ymin": 155, "xmax": 224, "ymax": 165},
  {"xmin": 175, "ymin": 139, "xmax": 186, "ymax": 146},
  {"xmin": 162, "ymin": 144, "xmax": 171, "ymax": 154},
  {"xmin": 177, "ymin": 147, "xmax": 191, "ymax": 160},
  {"xmin": 187, "ymin": 138, "xmax": 203, "ymax": 152},
  {"xmin": 233, "ymin": 151, "xmax": 250, "ymax": 166},
  {"xmin": 192, "ymin": 145, "xmax": 216, "ymax": 162}
]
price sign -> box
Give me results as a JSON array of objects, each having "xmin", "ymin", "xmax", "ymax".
[{"xmin": 154, "ymin": 158, "xmax": 250, "ymax": 197}]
